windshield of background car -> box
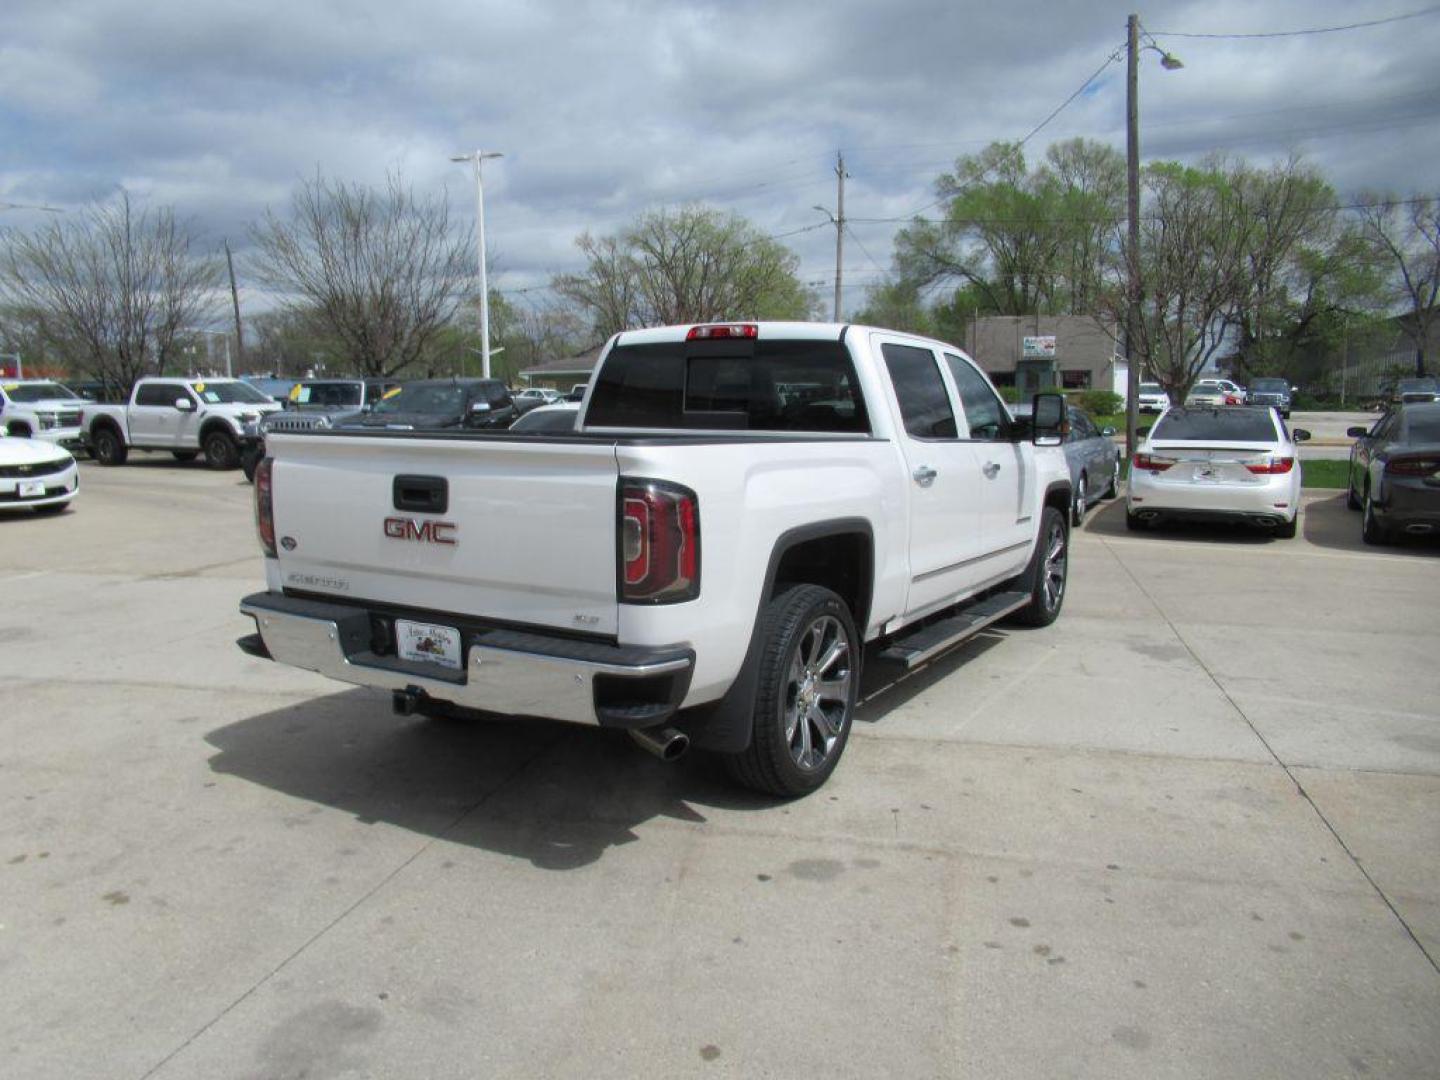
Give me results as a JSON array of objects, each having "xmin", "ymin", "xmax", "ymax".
[
  {"xmin": 1140, "ymin": 383, "xmax": 1162, "ymax": 394},
  {"xmin": 1251, "ymin": 378, "xmax": 1288, "ymax": 392},
  {"xmin": 293, "ymin": 382, "xmax": 363, "ymax": 408},
  {"xmin": 372, "ymin": 384, "xmax": 467, "ymax": 415},
  {"xmin": 1152, "ymin": 409, "xmax": 1279, "ymax": 441},
  {"xmin": 5, "ymin": 382, "xmax": 79, "ymax": 402},
  {"xmin": 191, "ymin": 381, "xmax": 271, "ymax": 404},
  {"xmin": 587, "ymin": 340, "xmax": 869, "ymax": 432},
  {"xmin": 1398, "ymin": 378, "xmax": 1439, "ymax": 392}
]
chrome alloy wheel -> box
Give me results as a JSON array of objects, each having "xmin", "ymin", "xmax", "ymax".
[
  {"xmin": 783, "ymin": 614, "xmax": 853, "ymax": 771},
  {"xmin": 1041, "ymin": 516, "xmax": 1068, "ymax": 614}
]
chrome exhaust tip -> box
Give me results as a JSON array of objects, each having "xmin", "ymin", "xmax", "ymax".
[
  {"xmin": 1254, "ymin": 516, "xmax": 1278, "ymax": 528},
  {"xmin": 630, "ymin": 725, "xmax": 690, "ymax": 762},
  {"xmin": 1139, "ymin": 510, "xmax": 1159, "ymax": 521}
]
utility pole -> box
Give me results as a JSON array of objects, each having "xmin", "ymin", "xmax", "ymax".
[
  {"xmin": 834, "ymin": 152, "xmax": 846, "ymax": 322},
  {"xmin": 224, "ymin": 239, "xmax": 244, "ymax": 368},
  {"xmin": 450, "ymin": 150, "xmax": 503, "ymax": 379},
  {"xmin": 1124, "ymin": 13, "xmax": 1142, "ymax": 462}
]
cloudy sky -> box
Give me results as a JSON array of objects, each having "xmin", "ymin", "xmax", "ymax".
[{"xmin": 2, "ymin": 0, "xmax": 1438, "ymax": 316}]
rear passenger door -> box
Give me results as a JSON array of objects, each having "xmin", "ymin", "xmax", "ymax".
[{"xmin": 877, "ymin": 338, "xmax": 990, "ymax": 616}]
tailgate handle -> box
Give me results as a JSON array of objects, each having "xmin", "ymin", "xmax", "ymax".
[{"xmin": 393, "ymin": 475, "xmax": 448, "ymax": 514}]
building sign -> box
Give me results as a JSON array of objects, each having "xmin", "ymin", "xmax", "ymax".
[{"xmin": 1022, "ymin": 335, "xmax": 1057, "ymax": 359}]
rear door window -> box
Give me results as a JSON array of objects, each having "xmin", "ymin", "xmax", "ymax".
[{"xmin": 882, "ymin": 344, "xmax": 955, "ymax": 440}]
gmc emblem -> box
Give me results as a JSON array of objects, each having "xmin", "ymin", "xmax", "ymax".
[{"xmin": 383, "ymin": 517, "xmax": 457, "ymax": 546}]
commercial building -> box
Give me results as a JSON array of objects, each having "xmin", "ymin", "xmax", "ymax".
[{"xmin": 964, "ymin": 315, "xmax": 1127, "ymax": 398}]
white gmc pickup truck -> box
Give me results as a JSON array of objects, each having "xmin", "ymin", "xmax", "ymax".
[
  {"xmin": 86, "ymin": 377, "xmax": 282, "ymax": 469},
  {"xmin": 239, "ymin": 322, "xmax": 1073, "ymax": 795}
]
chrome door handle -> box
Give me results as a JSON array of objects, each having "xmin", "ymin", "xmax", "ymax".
[
  {"xmin": 982, "ymin": 462, "xmax": 1001, "ymax": 478},
  {"xmin": 912, "ymin": 466, "xmax": 937, "ymax": 488}
]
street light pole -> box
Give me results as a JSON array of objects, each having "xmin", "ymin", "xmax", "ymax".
[
  {"xmin": 1125, "ymin": 13, "xmax": 1142, "ymax": 463},
  {"xmin": 451, "ymin": 150, "xmax": 503, "ymax": 380},
  {"xmin": 1124, "ymin": 14, "xmax": 1182, "ymax": 462}
]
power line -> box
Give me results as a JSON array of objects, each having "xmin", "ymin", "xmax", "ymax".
[
  {"xmin": 1016, "ymin": 48, "xmax": 1125, "ymax": 146},
  {"xmin": 1148, "ymin": 5, "xmax": 1440, "ymax": 39}
]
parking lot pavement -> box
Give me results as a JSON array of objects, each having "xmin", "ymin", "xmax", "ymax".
[{"xmin": 2, "ymin": 465, "xmax": 1437, "ymax": 1079}]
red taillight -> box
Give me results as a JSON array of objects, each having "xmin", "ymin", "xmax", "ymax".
[
  {"xmin": 620, "ymin": 480, "xmax": 699, "ymax": 604},
  {"xmin": 1386, "ymin": 457, "xmax": 1440, "ymax": 476},
  {"xmin": 1245, "ymin": 457, "xmax": 1295, "ymax": 475},
  {"xmin": 255, "ymin": 457, "xmax": 277, "ymax": 557},
  {"xmin": 685, "ymin": 323, "xmax": 758, "ymax": 341},
  {"xmin": 1133, "ymin": 453, "xmax": 1174, "ymax": 472}
]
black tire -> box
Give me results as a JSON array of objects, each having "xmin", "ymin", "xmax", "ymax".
[
  {"xmin": 203, "ymin": 429, "xmax": 240, "ymax": 470},
  {"xmin": 7, "ymin": 423, "xmax": 32, "ymax": 438},
  {"xmin": 32, "ymin": 502, "xmax": 69, "ymax": 515},
  {"xmin": 1072, "ymin": 474, "xmax": 1087, "ymax": 526},
  {"xmin": 1273, "ymin": 515, "xmax": 1297, "ymax": 539},
  {"xmin": 1011, "ymin": 505, "xmax": 1068, "ymax": 628},
  {"xmin": 90, "ymin": 426, "xmax": 128, "ymax": 466},
  {"xmin": 1125, "ymin": 509, "xmax": 1148, "ymax": 532},
  {"xmin": 1101, "ymin": 459, "xmax": 1120, "ymax": 500},
  {"xmin": 1361, "ymin": 486, "xmax": 1389, "ymax": 546},
  {"xmin": 723, "ymin": 584, "xmax": 858, "ymax": 798},
  {"xmin": 1346, "ymin": 465, "xmax": 1362, "ymax": 511},
  {"xmin": 172, "ymin": 450, "xmax": 199, "ymax": 462},
  {"xmin": 240, "ymin": 445, "xmax": 262, "ymax": 483}
]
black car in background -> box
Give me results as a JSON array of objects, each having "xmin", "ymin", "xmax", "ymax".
[
  {"xmin": 1347, "ymin": 402, "xmax": 1440, "ymax": 543},
  {"xmin": 1247, "ymin": 377, "xmax": 1294, "ymax": 418},
  {"xmin": 335, "ymin": 378, "xmax": 519, "ymax": 433}
]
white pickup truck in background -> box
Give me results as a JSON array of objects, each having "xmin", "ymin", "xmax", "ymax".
[
  {"xmin": 85, "ymin": 377, "xmax": 282, "ymax": 469},
  {"xmin": 239, "ymin": 322, "xmax": 1073, "ymax": 795},
  {"xmin": 0, "ymin": 380, "xmax": 87, "ymax": 451}
]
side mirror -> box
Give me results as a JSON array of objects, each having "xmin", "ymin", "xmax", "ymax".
[
  {"xmin": 175, "ymin": 397, "xmax": 195, "ymax": 412},
  {"xmin": 1031, "ymin": 392, "xmax": 1067, "ymax": 446},
  {"xmin": 1101, "ymin": 425, "xmax": 1117, "ymax": 437},
  {"xmin": 1346, "ymin": 426, "xmax": 1368, "ymax": 438},
  {"xmin": 1293, "ymin": 429, "xmax": 1311, "ymax": 442}
]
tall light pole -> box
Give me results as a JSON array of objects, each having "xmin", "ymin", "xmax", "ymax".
[
  {"xmin": 1124, "ymin": 14, "xmax": 1182, "ymax": 461},
  {"xmin": 451, "ymin": 150, "xmax": 503, "ymax": 379}
]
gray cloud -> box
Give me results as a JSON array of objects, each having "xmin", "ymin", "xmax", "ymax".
[{"xmin": 2, "ymin": 0, "xmax": 1438, "ymax": 307}]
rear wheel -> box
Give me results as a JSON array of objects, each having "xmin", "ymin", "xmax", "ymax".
[
  {"xmin": 91, "ymin": 426, "xmax": 127, "ymax": 466},
  {"xmin": 1011, "ymin": 506, "xmax": 1068, "ymax": 628},
  {"xmin": 1361, "ymin": 486, "xmax": 1389, "ymax": 546},
  {"xmin": 1071, "ymin": 475, "xmax": 1087, "ymax": 526},
  {"xmin": 7, "ymin": 422, "xmax": 32, "ymax": 438},
  {"xmin": 724, "ymin": 585, "xmax": 857, "ymax": 798},
  {"xmin": 203, "ymin": 430, "xmax": 239, "ymax": 470},
  {"xmin": 1346, "ymin": 464, "xmax": 1362, "ymax": 511},
  {"xmin": 1125, "ymin": 509, "xmax": 1148, "ymax": 532},
  {"xmin": 1101, "ymin": 459, "xmax": 1120, "ymax": 500}
]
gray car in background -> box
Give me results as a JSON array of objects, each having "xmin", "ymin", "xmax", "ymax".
[
  {"xmin": 1014, "ymin": 403, "xmax": 1122, "ymax": 525},
  {"xmin": 1248, "ymin": 377, "xmax": 1294, "ymax": 418}
]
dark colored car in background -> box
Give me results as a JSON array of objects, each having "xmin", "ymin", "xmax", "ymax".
[
  {"xmin": 335, "ymin": 378, "xmax": 518, "ymax": 433},
  {"xmin": 1347, "ymin": 402, "xmax": 1440, "ymax": 544},
  {"xmin": 241, "ymin": 378, "xmax": 401, "ymax": 480},
  {"xmin": 1393, "ymin": 377, "xmax": 1440, "ymax": 405},
  {"xmin": 1247, "ymin": 377, "xmax": 1294, "ymax": 418},
  {"xmin": 1013, "ymin": 402, "xmax": 1121, "ymax": 524}
]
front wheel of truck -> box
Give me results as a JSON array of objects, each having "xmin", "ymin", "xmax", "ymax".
[
  {"xmin": 724, "ymin": 584, "xmax": 858, "ymax": 798},
  {"xmin": 1010, "ymin": 505, "xmax": 1069, "ymax": 628}
]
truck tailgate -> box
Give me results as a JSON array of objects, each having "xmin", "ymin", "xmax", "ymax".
[{"xmin": 267, "ymin": 433, "xmax": 621, "ymax": 635}]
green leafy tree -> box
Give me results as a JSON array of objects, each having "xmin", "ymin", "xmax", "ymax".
[{"xmin": 553, "ymin": 205, "xmax": 815, "ymax": 337}]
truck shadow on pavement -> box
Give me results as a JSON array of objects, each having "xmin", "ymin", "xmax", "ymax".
[{"xmin": 204, "ymin": 638, "xmax": 1006, "ymax": 871}]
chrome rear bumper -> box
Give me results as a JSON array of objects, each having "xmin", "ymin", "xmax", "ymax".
[{"xmin": 239, "ymin": 591, "xmax": 694, "ymax": 728}]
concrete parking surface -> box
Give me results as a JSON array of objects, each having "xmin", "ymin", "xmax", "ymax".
[{"xmin": 1, "ymin": 461, "xmax": 1437, "ymax": 1079}]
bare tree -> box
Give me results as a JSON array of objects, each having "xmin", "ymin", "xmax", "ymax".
[
  {"xmin": 1357, "ymin": 195, "xmax": 1440, "ymax": 376},
  {"xmin": 249, "ymin": 172, "xmax": 471, "ymax": 377},
  {"xmin": 1108, "ymin": 159, "xmax": 1255, "ymax": 404},
  {"xmin": 553, "ymin": 205, "xmax": 813, "ymax": 337},
  {"xmin": 0, "ymin": 192, "xmax": 222, "ymax": 390}
]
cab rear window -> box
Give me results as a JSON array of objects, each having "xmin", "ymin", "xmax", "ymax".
[{"xmin": 586, "ymin": 341, "xmax": 869, "ymax": 433}]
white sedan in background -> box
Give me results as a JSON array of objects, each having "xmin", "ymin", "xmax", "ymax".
[
  {"xmin": 0, "ymin": 430, "xmax": 79, "ymax": 515},
  {"xmin": 1127, "ymin": 406, "xmax": 1308, "ymax": 538}
]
